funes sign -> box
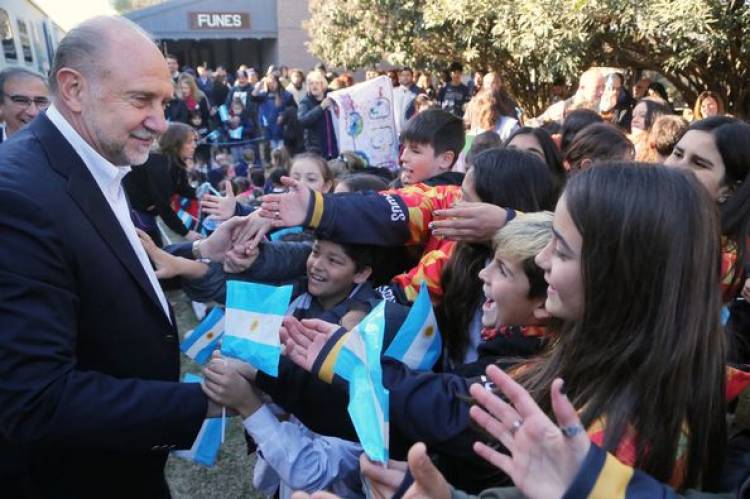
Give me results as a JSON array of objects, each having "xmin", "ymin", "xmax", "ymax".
[{"xmin": 189, "ymin": 13, "xmax": 250, "ymax": 30}]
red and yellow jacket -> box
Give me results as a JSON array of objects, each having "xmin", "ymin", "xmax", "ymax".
[{"xmin": 304, "ymin": 184, "xmax": 463, "ymax": 303}]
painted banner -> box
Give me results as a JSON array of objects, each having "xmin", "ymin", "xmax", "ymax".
[{"xmin": 329, "ymin": 76, "xmax": 399, "ymax": 171}]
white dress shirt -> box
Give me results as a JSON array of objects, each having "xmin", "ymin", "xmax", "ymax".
[{"xmin": 46, "ymin": 105, "xmax": 171, "ymax": 321}]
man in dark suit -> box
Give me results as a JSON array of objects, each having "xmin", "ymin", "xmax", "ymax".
[{"xmin": 0, "ymin": 16, "xmax": 231, "ymax": 498}]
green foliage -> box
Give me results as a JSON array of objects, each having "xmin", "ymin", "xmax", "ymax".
[
  {"xmin": 110, "ymin": 0, "xmax": 164, "ymax": 14},
  {"xmin": 306, "ymin": 0, "xmax": 750, "ymax": 116}
]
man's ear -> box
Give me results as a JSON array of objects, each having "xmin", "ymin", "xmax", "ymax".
[
  {"xmin": 353, "ymin": 266, "xmax": 372, "ymax": 284},
  {"xmin": 55, "ymin": 68, "xmax": 88, "ymax": 114}
]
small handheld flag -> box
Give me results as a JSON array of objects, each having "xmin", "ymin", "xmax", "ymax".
[
  {"xmin": 334, "ymin": 301, "xmax": 389, "ymax": 463},
  {"xmin": 222, "ymin": 281, "xmax": 293, "ymax": 377},
  {"xmin": 173, "ymin": 373, "xmax": 223, "ymax": 467},
  {"xmin": 218, "ymin": 104, "xmax": 230, "ymax": 122},
  {"xmin": 229, "ymin": 126, "xmax": 244, "ymax": 140},
  {"xmin": 384, "ymin": 282, "xmax": 442, "ymax": 371},
  {"xmin": 180, "ymin": 307, "xmax": 225, "ymax": 365}
]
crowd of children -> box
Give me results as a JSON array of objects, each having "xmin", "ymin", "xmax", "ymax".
[{"xmin": 138, "ymin": 61, "xmax": 750, "ymax": 499}]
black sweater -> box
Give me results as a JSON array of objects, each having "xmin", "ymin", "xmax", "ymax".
[{"xmin": 123, "ymin": 153, "xmax": 196, "ymax": 236}]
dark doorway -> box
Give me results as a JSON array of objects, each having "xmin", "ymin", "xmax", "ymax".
[{"xmin": 161, "ymin": 38, "xmax": 277, "ymax": 73}]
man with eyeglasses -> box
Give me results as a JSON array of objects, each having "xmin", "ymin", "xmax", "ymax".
[{"xmin": 0, "ymin": 67, "xmax": 49, "ymax": 142}]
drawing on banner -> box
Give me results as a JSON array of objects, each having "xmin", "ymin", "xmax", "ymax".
[
  {"xmin": 369, "ymin": 97, "xmax": 391, "ymax": 120},
  {"xmin": 329, "ymin": 76, "xmax": 399, "ymax": 171},
  {"xmin": 347, "ymin": 112, "xmax": 364, "ymax": 138},
  {"xmin": 370, "ymin": 126, "xmax": 395, "ymax": 150}
]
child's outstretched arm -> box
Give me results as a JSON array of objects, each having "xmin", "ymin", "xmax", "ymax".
[{"xmin": 137, "ymin": 228, "xmax": 209, "ymax": 279}]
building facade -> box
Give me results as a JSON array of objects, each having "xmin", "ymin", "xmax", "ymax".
[
  {"xmin": 125, "ymin": 0, "xmax": 318, "ymax": 73},
  {"xmin": 0, "ymin": 0, "xmax": 64, "ymax": 74}
]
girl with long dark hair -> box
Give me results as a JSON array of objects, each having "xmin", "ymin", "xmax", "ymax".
[
  {"xmin": 517, "ymin": 164, "xmax": 727, "ymax": 489},
  {"xmin": 665, "ymin": 116, "xmax": 750, "ymax": 302}
]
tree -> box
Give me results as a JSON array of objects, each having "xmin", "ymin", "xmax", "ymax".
[
  {"xmin": 110, "ymin": 0, "xmax": 164, "ymax": 14},
  {"xmin": 306, "ymin": 0, "xmax": 750, "ymax": 117}
]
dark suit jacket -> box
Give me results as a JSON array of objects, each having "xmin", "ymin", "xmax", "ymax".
[{"xmin": 0, "ymin": 113, "xmax": 207, "ymax": 498}]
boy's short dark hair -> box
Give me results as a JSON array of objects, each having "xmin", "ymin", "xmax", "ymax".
[
  {"xmin": 400, "ymin": 109, "xmax": 465, "ymax": 167},
  {"xmin": 336, "ymin": 242, "xmax": 374, "ymax": 272},
  {"xmin": 448, "ymin": 61, "xmax": 463, "ymax": 73}
]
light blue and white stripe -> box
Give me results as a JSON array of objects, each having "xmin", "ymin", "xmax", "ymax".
[
  {"xmin": 384, "ymin": 281, "xmax": 442, "ymax": 371},
  {"xmin": 180, "ymin": 307, "xmax": 224, "ymax": 365},
  {"xmin": 334, "ymin": 301, "xmax": 389, "ymax": 463},
  {"xmin": 221, "ymin": 281, "xmax": 293, "ymax": 377},
  {"xmin": 173, "ymin": 373, "xmax": 223, "ymax": 467}
]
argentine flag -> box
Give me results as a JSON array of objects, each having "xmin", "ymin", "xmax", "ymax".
[
  {"xmin": 175, "ymin": 196, "xmax": 197, "ymax": 231},
  {"xmin": 334, "ymin": 301, "xmax": 389, "ymax": 463},
  {"xmin": 177, "ymin": 208, "xmax": 196, "ymax": 231},
  {"xmin": 173, "ymin": 373, "xmax": 223, "ymax": 467},
  {"xmin": 221, "ymin": 281, "xmax": 293, "ymax": 377},
  {"xmin": 384, "ymin": 282, "xmax": 442, "ymax": 371},
  {"xmin": 180, "ymin": 307, "xmax": 224, "ymax": 365}
]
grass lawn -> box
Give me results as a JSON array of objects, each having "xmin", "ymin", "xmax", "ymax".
[{"xmin": 165, "ymin": 289, "xmax": 265, "ymax": 499}]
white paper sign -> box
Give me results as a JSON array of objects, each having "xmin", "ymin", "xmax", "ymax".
[{"xmin": 329, "ymin": 76, "xmax": 399, "ymax": 171}]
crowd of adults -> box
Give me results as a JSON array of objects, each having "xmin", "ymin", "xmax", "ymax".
[{"xmin": 1, "ymin": 13, "xmax": 750, "ymax": 499}]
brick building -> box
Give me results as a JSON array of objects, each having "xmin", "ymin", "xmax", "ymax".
[{"xmin": 125, "ymin": 0, "xmax": 318, "ymax": 73}]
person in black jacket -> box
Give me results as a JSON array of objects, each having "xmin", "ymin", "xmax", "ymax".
[
  {"xmin": 298, "ymin": 70, "xmax": 338, "ymax": 159},
  {"xmin": 124, "ymin": 122, "xmax": 203, "ymax": 246}
]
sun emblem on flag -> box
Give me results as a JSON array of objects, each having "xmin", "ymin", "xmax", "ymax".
[
  {"xmin": 423, "ymin": 325, "xmax": 434, "ymax": 337},
  {"xmin": 206, "ymin": 332, "xmax": 214, "ymax": 339},
  {"xmin": 250, "ymin": 319, "xmax": 259, "ymax": 332}
]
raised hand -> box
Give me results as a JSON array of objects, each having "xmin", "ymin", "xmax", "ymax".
[
  {"xmin": 259, "ymin": 176, "xmax": 311, "ymax": 228},
  {"xmin": 430, "ymin": 202, "xmax": 509, "ymax": 242},
  {"xmin": 468, "ymin": 365, "xmax": 590, "ymax": 499},
  {"xmin": 230, "ymin": 211, "xmax": 273, "ymax": 252},
  {"xmin": 284, "ymin": 317, "xmax": 338, "ymax": 372},
  {"xmin": 223, "ymin": 244, "xmax": 260, "ymax": 274},
  {"xmin": 202, "ymin": 180, "xmax": 238, "ymax": 221},
  {"xmin": 198, "ymin": 215, "xmax": 249, "ymax": 262}
]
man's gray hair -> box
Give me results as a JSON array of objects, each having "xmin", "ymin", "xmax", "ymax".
[
  {"xmin": 49, "ymin": 16, "xmax": 154, "ymax": 95},
  {"xmin": 0, "ymin": 67, "xmax": 47, "ymax": 99}
]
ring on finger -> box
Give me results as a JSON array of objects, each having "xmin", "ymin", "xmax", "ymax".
[
  {"xmin": 509, "ymin": 418, "xmax": 523, "ymax": 436},
  {"xmin": 560, "ymin": 424, "xmax": 585, "ymax": 438}
]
